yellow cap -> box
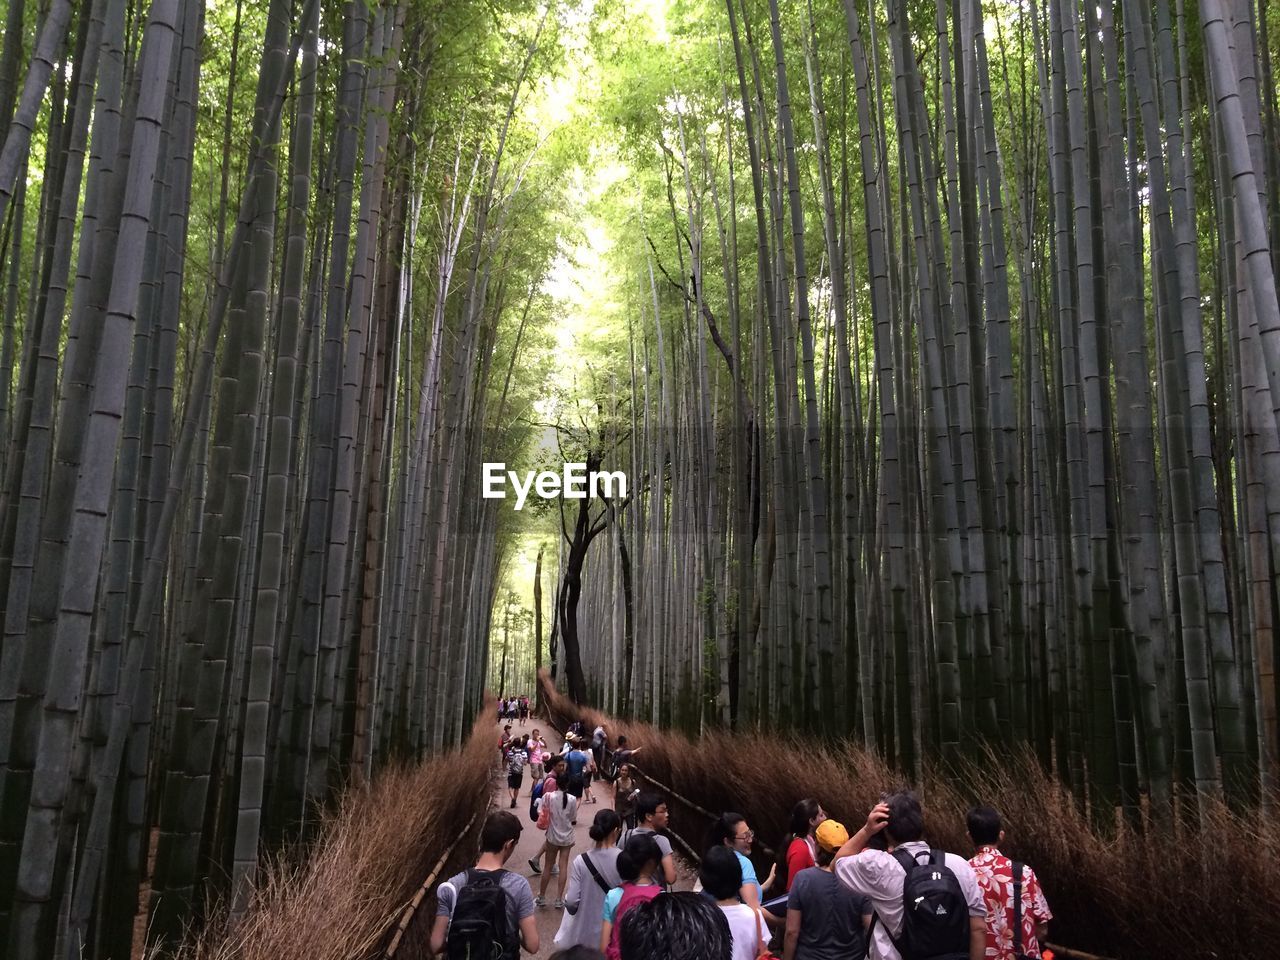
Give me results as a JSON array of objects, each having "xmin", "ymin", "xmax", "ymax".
[{"xmin": 815, "ymin": 819, "xmax": 849, "ymax": 852}]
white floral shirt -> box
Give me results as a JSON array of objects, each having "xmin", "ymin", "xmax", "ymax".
[{"xmin": 968, "ymin": 846, "xmax": 1052, "ymax": 960}]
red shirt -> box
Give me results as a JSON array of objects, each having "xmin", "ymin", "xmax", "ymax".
[
  {"xmin": 784, "ymin": 836, "xmax": 816, "ymax": 892},
  {"xmin": 968, "ymin": 846, "xmax": 1052, "ymax": 960}
]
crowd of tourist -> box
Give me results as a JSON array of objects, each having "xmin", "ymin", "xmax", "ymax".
[{"xmin": 431, "ymin": 719, "xmax": 1053, "ymax": 960}]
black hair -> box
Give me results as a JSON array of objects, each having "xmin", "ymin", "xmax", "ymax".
[
  {"xmin": 548, "ymin": 948, "xmax": 606, "ymax": 960},
  {"xmin": 616, "ymin": 833, "xmax": 662, "ymax": 881},
  {"xmin": 789, "ymin": 799, "xmax": 821, "ymax": 839},
  {"xmin": 479, "ymin": 810, "xmax": 522, "ymax": 853},
  {"xmin": 966, "ymin": 805, "xmax": 1002, "ymax": 846},
  {"xmin": 776, "ymin": 798, "xmax": 821, "ymax": 888},
  {"xmin": 698, "ymin": 846, "xmax": 743, "ymax": 900},
  {"xmin": 589, "ymin": 808, "xmax": 623, "ymax": 842},
  {"xmin": 885, "ymin": 790, "xmax": 925, "ymax": 844},
  {"xmin": 634, "ymin": 791, "xmax": 666, "ymax": 825},
  {"xmin": 815, "ymin": 845, "xmax": 837, "ymax": 868},
  {"xmin": 618, "ymin": 892, "xmax": 731, "ymax": 960},
  {"xmin": 705, "ymin": 812, "xmax": 747, "ymax": 849}
]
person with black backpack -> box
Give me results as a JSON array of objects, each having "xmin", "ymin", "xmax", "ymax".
[
  {"xmin": 429, "ymin": 810, "xmax": 540, "ymax": 959},
  {"xmin": 831, "ymin": 791, "xmax": 986, "ymax": 960}
]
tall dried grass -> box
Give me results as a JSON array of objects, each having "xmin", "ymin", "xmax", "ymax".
[
  {"xmin": 167, "ymin": 706, "xmax": 498, "ymax": 960},
  {"xmin": 540, "ymin": 674, "xmax": 1279, "ymax": 960}
]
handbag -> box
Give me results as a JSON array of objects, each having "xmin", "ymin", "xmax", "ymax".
[{"xmin": 754, "ymin": 907, "xmax": 781, "ymax": 960}]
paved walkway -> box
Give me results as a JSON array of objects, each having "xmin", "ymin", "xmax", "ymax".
[{"xmin": 493, "ymin": 718, "xmax": 692, "ymax": 959}]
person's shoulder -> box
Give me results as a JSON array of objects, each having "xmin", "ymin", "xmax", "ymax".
[
  {"xmin": 835, "ymin": 848, "xmax": 893, "ymax": 886},
  {"xmin": 499, "ymin": 869, "xmax": 532, "ymax": 888},
  {"xmin": 442, "ymin": 869, "xmax": 469, "ymax": 892},
  {"xmin": 789, "ymin": 866, "xmax": 816, "ymax": 891},
  {"xmin": 943, "ymin": 851, "xmax": 978, "ymax": 878}
]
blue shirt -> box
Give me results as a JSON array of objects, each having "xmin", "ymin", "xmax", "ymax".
[
  {"xmin": 736, "ymin": 850, "xmax": 761, "ymax": 900},
  {"xmin": 566, "ymin": 749, "xmax": 590, "ymax": 777}
]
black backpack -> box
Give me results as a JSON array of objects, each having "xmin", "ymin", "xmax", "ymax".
[
  {"xmin": 888, "ymin": 848, "xmax": 969, "ymax": 960},
  {"xmin": 528, "ymin": 779, "xmax": 546, "ymax": 823},
  {"xmin": 445, "ymin": 869, "xmax": 517, "ymax": 960}
]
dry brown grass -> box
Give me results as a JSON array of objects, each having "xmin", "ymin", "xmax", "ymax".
[
  {"xmin": 540, "ymin": 674, "xmax": 1280, "ymax": 960},
  {"xmin": 168, "ymin": 706, "xmax": 498, "ymax": 960}
]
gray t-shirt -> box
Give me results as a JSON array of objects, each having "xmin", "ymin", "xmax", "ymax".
[
  {"xmin": 788, "ymin": 866, "xmax": 870, "ymax": 960},
  {"xmin": 435, "ymin": 867, "xmax": 535, "ymax": 939},
  {"xmin": 622, "ymin": 825, "xmax": 673, "ymax": 859}
]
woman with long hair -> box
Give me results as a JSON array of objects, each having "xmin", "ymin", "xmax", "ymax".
[
  {"xmin": 612, "ymin": 764, "xmax": 638, "ymax": 829},
  {"xmin": 781, "ymin": 798, "xmax": 826, "ymax": 893},
  {"xmin": 536, "ymin": 779, "xmax": 580, "ymax": 907},
  {"xmin": 554, "ymin": 809, "xmax": 623, "ymax": 950}
]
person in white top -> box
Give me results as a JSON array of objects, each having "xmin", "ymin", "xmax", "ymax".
[
  {"xmin": 536, "ymin": 785, "xmax": 579, "ymax": 908},
  {"xmin": 554, "ymin": 809, "xmax": 624, "ymax": 950},
  {"xmin": 701, "ymin": 845, "xmax": 764, "ymax": 960},
  {"xmin": 832, "ymin": 792, "xmax": 986, "ymax": 960}
]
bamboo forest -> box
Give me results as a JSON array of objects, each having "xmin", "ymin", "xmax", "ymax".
[{"xmin": 1, "ymin": 0, "xmax": 1279, "ymax": 956}]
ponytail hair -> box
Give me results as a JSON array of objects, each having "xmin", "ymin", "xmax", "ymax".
[
  {"xmin": 788, "ymin": 799, "xmax": 821, "ymax": 840},
  {"xmin": 589, "ymin": 809, "xmax": 622, "ymax": 842},
  {"xmin": 617, "ymin": 834, "xmax": 662, "ymax": 881}
]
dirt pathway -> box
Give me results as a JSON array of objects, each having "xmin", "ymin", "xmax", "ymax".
[{"xmin": 493, "ymin": 718, "xmax": 691, "ymax": 958}]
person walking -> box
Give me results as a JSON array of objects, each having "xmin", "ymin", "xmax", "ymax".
[
  {"xmin": 592, "ymin": 723, "xmax": 608, "ymax": 774},
  {"xmin": 832, "ymin": 792, "xmax": 986, "ymax": 960},
  {"xmin": 583, "ymin": 744, "xmax": 599, "ymax": 804},
  {"xmin": 536, "ymin": 780, "xmax": 580, "ymax": 908},
  {"xmin": 506, "ymin": 735, "xmax": 529, "ymax": 808},
  {"xmin": 782, "ymin": 819, "xmax": 871, "ymax": 960},
  {"xmin": 529, "ymin": 755, "xmax": 567, "ymax": 877},
  {"xmin": 564, "ymin": 737, "xmax": 592, "ymax": 799},
  {"xmin": 782, "ymin": 799, "xmax": 827, "ymax": 893},
  {"xmin": 429, "ymin": 810, "xmax": 540, "ymax": 958},
  {"xmin": 612, "ymin": 764, "xmax": 638, "ymax": 829},
  {"xmin": 966, "ymin": 806, "xmax": 1052, "ymax": 960},
  {"xmin": 554, "ymin": 810, "xmax": 624, "ymax": 950},
  {"xmin": 700, "ymin": 846, "xmax": 764, "ymax": 960},
  {"xmin": 600, "ymin": 834, "xmax": 665, "ymax": 960},
  {"xmin": 620, "ymin": 793, "xmax": 677, "ymax": 888}
]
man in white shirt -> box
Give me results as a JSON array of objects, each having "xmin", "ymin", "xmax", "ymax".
[{"xmin": 832, "ymin": 792, "xmax": 985, "ymax": 960}]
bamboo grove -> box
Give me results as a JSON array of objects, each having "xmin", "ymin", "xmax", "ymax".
[
  {"xmin": 554, "ymin": 0, "xmax": 1280, "ymax": 834},
  {"xmin": 0, "ymin": 0, "xmax": 576, "ymax": 955}
]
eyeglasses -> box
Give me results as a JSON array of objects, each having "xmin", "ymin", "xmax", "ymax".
[{"xmin": 735, "ymin": 831, "xmax": 754, "ymax": 841}]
